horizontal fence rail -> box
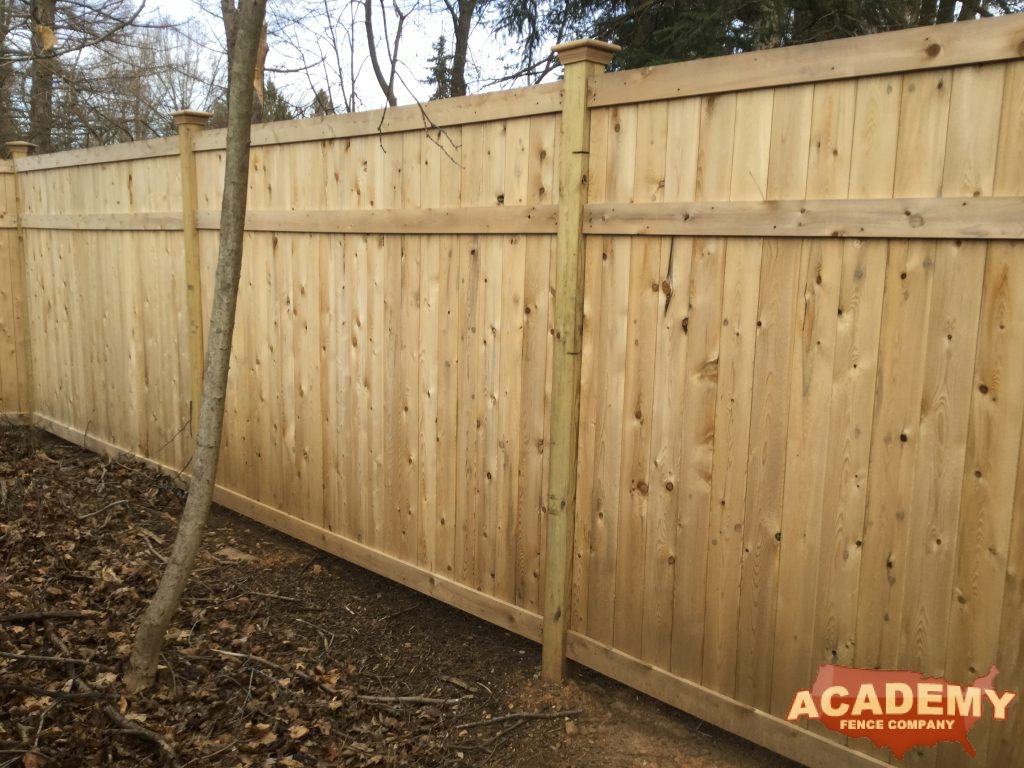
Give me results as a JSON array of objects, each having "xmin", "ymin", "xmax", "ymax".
[{"xmin": 2, "ymin": 16, "xmax": 1023, "ymax": 768}]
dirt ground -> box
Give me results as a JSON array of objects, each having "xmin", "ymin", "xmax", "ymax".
[{"xmin": 0, "ymin": 425, "xmax": 797, "ymax": 767}]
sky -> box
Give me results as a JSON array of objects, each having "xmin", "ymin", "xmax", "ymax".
[{"xmin": 149, "ymin": 0, "xmax": 554, "ymax": 114}]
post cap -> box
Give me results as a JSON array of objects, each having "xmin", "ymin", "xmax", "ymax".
[
  {"xmin": 5, "ymin": 141, "xmax": 36, "ymax": 158},
  {"xmin": 172, "ymin": 110, "xmax": 213, "ymax": 128},
  {"xmin": 552, "ymin": 39, "xmax": 620, "ymax": 66}
]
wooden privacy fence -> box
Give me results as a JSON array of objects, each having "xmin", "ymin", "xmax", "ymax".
[{"xmin": 2, "ymin": 15, "xmax": 1024, "ymax": 768}]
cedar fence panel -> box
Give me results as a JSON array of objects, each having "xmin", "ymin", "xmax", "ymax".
[{"xmin": 2, "ymin": 15, "xmax": 1023, "ymax": 768}]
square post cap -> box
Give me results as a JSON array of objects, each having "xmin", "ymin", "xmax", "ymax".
[
  {"xmin": 552, "ymin": 39, "xmax": 620, "ymax": 66},
  {"xmin": 5, "ymin": 141, "xmax": 36, "ymax": 158},
  {"xmin": 172, "ymin": 110, "xmax": 213, "ymax": 128}
]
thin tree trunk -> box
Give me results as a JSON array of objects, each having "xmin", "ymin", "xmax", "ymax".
[
  {"xmin": 29, "ymin": 0, "xmax": 56, "ymax": 153},
  {"xmin": 0, "ymin": 1, "xmax": 17, "ymax": 147},
  {"xmin": 449, "ymin": 0, "xmax": 474, "ymax": 97},
  {"xmin": 935, "ymin": 0, "xmax": 956, "ymax": 23},
  {"xmin": 124, "ymin": 0, "xmax": 267, "ymax": 694},
  {"xmin": 956, "ymin": 0, "xmax": 983, "ymax": 20},
  {"xmin": 365, "ymin": 0, "xmax": 397, "ymax": 106}
]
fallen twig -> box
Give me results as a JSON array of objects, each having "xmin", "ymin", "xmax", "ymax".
[
  {"xmin": 295, "ymin": 618, "xmax": 334, "ymax": 652},
  {"xmin": 0, "ymin": 750, "xmax": 56, "ymax": 766},
  {"xmin": 142, "ymin": 535, "xmax": 168, "ymax": 563},
  {"xmin": 359, "ymin": 694, "xmax": 468, "ymax": 706},
  {"xmin": 79, "ymin": 499, "xmax": 129, "ymax": 519},
  {"xmin": 377, "ymin": 605, "xmax": 417, "ymax": 622},
  {"xmin": 0, "ymin": 650, "xmax": 90, "ymax": 666},
  {"xmin": 440, "ymin": 674, "xmax": 477, "ymax": 693},
  {"xmin": 0, "ymin": 610, "xmax": 103, "ymax": 624},
  {"xmin": 58, "ymin": 665, "xmax": 178, "ymax": 767},
  {"xmin": 104, "ymin": 704, "xmax": 177, "ymax": 765},
  {"xmin": 44, "ymin": 619, "xmax": 79, "ymax": 681},
  {"xmin": 459, "ymin": 718, "xmax": 528, "ymax": 753},
  {"xmin": 0, "ymin": 682, "xmax": 114, "ymax": 701},
  {"xmin": 456, "ymin": 708, "xmax": 582, "ymax": 730},
  {"xmin": 244, "ymin": 590, "xmax": 302, "ymax": 603},
  {"xmin": 33, "ymin": 701, "xmax": 56, "ymax": 747},
  {"xmin": 210, "ymin": 648, "xmax": 347, "ymax": 698},
  {"xmin": 181, "ymin": 738, "xmax": 239, "ymax": 767}
]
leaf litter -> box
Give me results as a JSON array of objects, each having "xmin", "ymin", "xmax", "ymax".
[{"xmin": 0, "ymin": 426, "xmax": 579, "ymax": 767}]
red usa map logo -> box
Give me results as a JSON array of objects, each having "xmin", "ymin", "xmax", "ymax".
[{"xmin": 786, "ymin": 664, "xmax": 1016, "ymax": 759}]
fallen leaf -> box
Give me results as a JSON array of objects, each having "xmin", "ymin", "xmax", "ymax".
[
  {"xmin": 287, "ymin": 723, "xmax": 309, "ymax": 740},
  {"xmin": 215, "ymin": 546, "xmax": 258, "ymax": 563},
  {"xmin": 92, "ymin": 672, "xmax": 117, "ymax": 688}
]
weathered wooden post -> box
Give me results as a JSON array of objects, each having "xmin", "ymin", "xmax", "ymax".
[
  {"xmin": 541, "ymin": 39, "xmax": 618, "ymax": 682},
  {"xmin": 5, "ymin": 141, "xmax": 36, "ymax": 416},
  {"xmin": 172, "ymin": 110, "xmax": 212, "ymax": 433}
]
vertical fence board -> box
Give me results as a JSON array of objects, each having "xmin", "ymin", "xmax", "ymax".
[
  {"xmin": 770, "ymin": 79, "xmax": 854, "ymax": 717},
  {"xmin": 641, "ymin": 237, "xmax": 693, "ymax": 668},
  {"xmin": 894, "ymin": 70, "xmax": 1005, "ymax": 766},
  {"xmin": 805, "ymin": 74, "xmax": 902, "ymax": 763},
  {"xmin": 611, "ymin": 235, "xmax": 659, "ymax": 660},
  {"xmin": 699, "ymin": 86, "xmax": 776, "ymax": 693},
  {"xmin": 853, "ymin": 66, "xmax": 953, "ymax": 691}
]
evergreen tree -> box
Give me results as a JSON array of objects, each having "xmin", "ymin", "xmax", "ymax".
[
  {"xmin": 499, "ymin": 0, "xmax": 1022, "ymax": 76},
  {"xmin": 312, "ymin": 88, "xmax": 335, "ymax": 116},
  {"xmin": 261, "ymin": 80, "xmax": 294, "ymax": 122},
  {"xmin": 424, "ymin": 35, "xmax": 453, "ymax": 100}
]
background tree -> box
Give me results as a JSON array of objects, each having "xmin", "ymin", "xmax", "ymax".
[
  {"xmin": 497, "ymin": 0, "xmax": 1024, "ymax": 76},
  {"xmin": 261, "ymin": 78, "xmax": 294, "ymax": 121},
  {"xmin": 272, "ymin": 0, "xmax": 362, "ymax": 114},
  {"xmin": 365, "ymin": 0, "xmax": 408, "ymax": 106},
  {"xmin": 0, "ymin": 0, "xmax": 154, "ymax": 153},
  {"xmin": 438, "ymin": 0, "xmax": 475, "ymax": 96},
  {"xmin": 424, "ymin": 34, "xmax": 452, "ymax": 99},
  {"xmin": 125, "ymin": 0, "xmax": 268, "ymax": 692},
  {"xmin": 312, "ymin": 86, "xmax": 335, "ymax": 115}
]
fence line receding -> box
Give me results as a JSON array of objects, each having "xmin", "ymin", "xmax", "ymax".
[{"xmin": 2, "ymin": 15, "xmax": 1023, "ymax": 768}]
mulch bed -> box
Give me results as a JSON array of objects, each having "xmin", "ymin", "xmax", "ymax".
[{"xmin": 0, "ymin": 425, "xmax": 576, "ymax": 767}]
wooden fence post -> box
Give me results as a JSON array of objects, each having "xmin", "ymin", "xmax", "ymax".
[
  {"xmin": 172, "ymin": 110, "xmax": 212, "ymax": 434},
  {"xmin": 5, "ymin": 140, "xmax": 36, "ymax": 416},
  {"xmin": 542, "ymin": 39, "xmax": 618, "ymax": 683}
]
